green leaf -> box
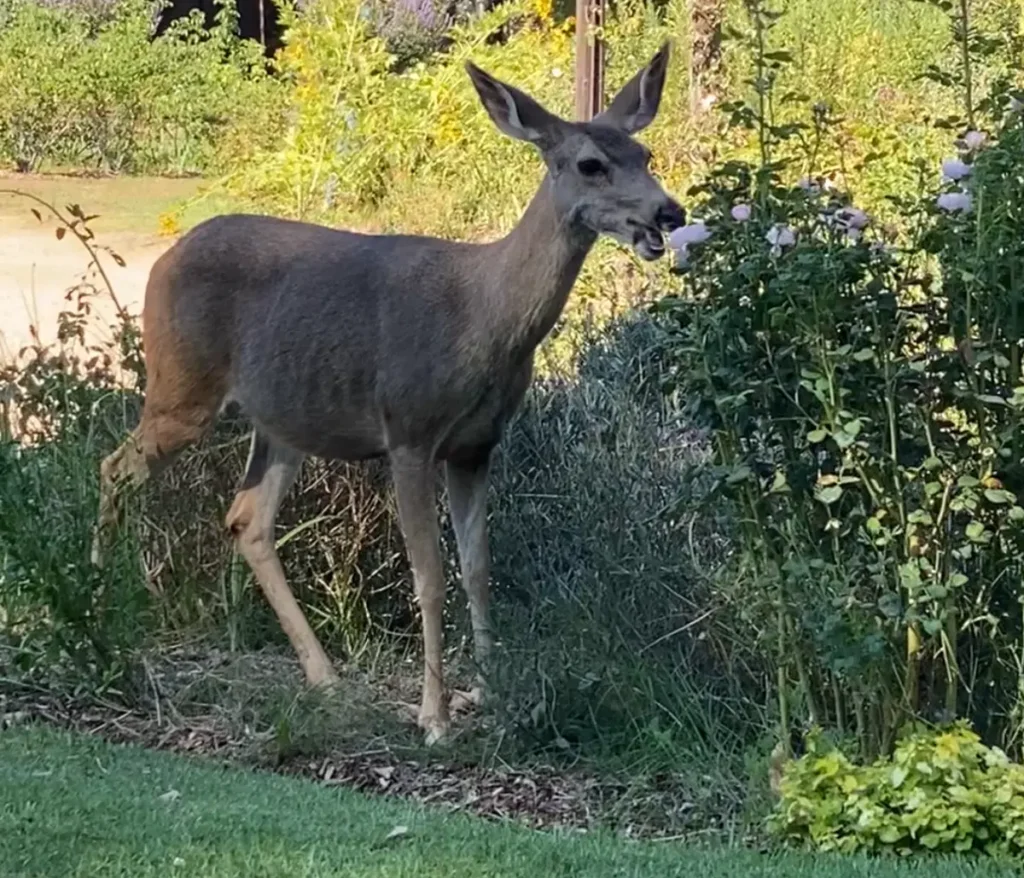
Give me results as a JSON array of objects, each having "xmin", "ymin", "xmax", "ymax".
[
  {"xmin": 965, "ymin": 521, "xmax": 987, "ymax": 542},
  {"xmin": 807, "ymin": 428, "xmax": 827, "ymax": 443},
  {"xmin": 770, "ymin": 470, "xmax": 789, "ymax": 493},
  {"xmin": 853, "ymin": 348, "xmax": 875, "ymax": 362},
  {"xmin": 985, "ymin": 488, "xmax": 1015, "ymax": 505},
  {"xmin": 725, "ymin": 465, "xmax": 752, "ymax": 485},
  {"xmin": 817, "ymin": 485, "xmax": 843, "ymax": 505},
  {"xmin": 879, "ymin": 825, "xmax": 902, "ymax": 844},
  {"xmin": 878, "ymin": 592, "xmax": 902, "ymax": 619},
  {"xmin": 833, "ymin": 430, "xmax": 855, "ymax": 449},
  {"xmin": 977, "ymin": 394, "xmax": 1007, "ymax": 406}
]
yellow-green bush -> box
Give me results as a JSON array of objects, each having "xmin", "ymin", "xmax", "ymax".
[
  {"xmin": 770, "ymin": 723, "xmax": 1024, "ymax": 859},
  {"xmin": 0, "ymin": 0, "xmax": 278, "ymax": 174},
  {"xmin": 218, "ymin": 0, "xmax": 977, "ymax": 355},
  {"xmin": 228, "ymin": 0, "xmax": 687, "ymax": 232},
  {"xmin": 228, "ymin": 0, "xmax": 972, "ymax": 226}
]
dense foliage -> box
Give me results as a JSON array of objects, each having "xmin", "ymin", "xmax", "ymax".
[
  {"xmin": 771, "ymin": 724, "xmax": 1024, "ymax": 857},
  {"xmin": 652, "ymin": 0, "xmax": 1024, "ymax": 854},
  {"xmin": 0, "ymin": 0, "xmax": 278, "ymax": 173}
]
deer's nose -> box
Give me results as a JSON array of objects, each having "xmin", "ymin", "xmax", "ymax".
[{"xmin": 655, "ymin": 200, "xmax": 686, "ymax": 232}]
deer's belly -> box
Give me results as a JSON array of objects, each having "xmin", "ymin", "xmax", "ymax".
[
  {"xmin": 438, "ymin": 374, "xmax": 530, "ymax": 461},
  {"xmin": 239, "ymin": 405, "xmax": 387, "ymax": 462}
]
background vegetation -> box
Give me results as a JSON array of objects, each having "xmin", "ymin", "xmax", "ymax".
[{"xmin": 4, "ymin": 0, "xmax": 1024, "ymax": 860}]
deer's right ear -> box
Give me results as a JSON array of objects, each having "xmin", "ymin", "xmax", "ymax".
[{"xmin": 466, "ymin": 62, "xmax": 563, "ymax": 148}]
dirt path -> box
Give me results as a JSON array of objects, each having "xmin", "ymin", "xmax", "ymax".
[
  {"xmin": 0, "ymin": 227, "xmax": 169, "ymax": 358},
  {"xmin": 0, "ymin": 175, "xmax": 231, "ymax": 360}
]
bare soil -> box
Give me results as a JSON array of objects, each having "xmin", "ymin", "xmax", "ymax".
[{"xmin": 0, "ymin": 174, "xmax": 231, "ymax": 360}]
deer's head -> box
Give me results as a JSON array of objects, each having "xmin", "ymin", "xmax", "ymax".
[{"xmin": 466, "ymin": 42, "xmax": 684, "ymax": 261}]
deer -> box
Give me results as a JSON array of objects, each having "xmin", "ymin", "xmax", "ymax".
[{"xmin": 90, "ymin": 42, "xmax": 686, "ymax": 745}]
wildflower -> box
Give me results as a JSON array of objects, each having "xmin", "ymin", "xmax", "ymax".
[
  {"xmin": 668, "ymin": 222, "xmax": 712, "ymax": 248},
  {"xmin": 962, "ymin": 130, "xmax": 987, "ymax": 151},
  {"xmin": 551, "ymin": 67, "xmax": 563, "ymax": 79},
  {"xmin": 941, "ymin": 157, "xmax": 971, "ymax": 182},
  {"xmin": 700, "ymin": 94, "xmax": 718, "ymax": 112},
  {"xmin": 835, "ymin": 206, "xmax": 869, "ymax": 242},
  {"xmin": 739, "ymin": 295, "xmax": 752, "ymax": 307},
  {"xmin": 936, "ymin": 191, "xmax": 972, "ymax": 213},
  {"xmin": 766, "ymin": 224, "xmax": 796, "ymax": 256},
  {"xmin": 730, "ymin": 203, "xmax": 752, "ymax": 222}
]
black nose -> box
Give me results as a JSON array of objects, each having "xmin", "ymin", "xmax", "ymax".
[{"xmin": 655, "ymin": 200, "xmax": 686, "ymax": 232}]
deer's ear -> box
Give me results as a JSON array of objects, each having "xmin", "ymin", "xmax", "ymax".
[
  {"xmin": 466, "ymin": 62, "xmax": 564, "ymax": 147},
  {"xmin": 595, "ymin": 41, "xmax": 671, "ymax": 134}
]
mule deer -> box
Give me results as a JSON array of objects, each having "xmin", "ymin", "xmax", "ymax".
[{"xmin": 92, "ymin": 42, "xmax": 685, "ymax": 744}]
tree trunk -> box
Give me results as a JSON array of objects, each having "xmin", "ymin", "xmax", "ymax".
[{"xmin": 689, "ymin": 0, "xmax": 725, "ymax": 116}]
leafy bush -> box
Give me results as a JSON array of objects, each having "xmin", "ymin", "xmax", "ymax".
[
  {"xmin": 654, "ymin": 0, "xmax": 1024, "ymax": 763},
  {"xmin": 0, "ymin": 197, "xmax": 150, "ymax": 686},
  {"xmin": 770, "ymin": 723, "xmax": 1024, "ymax": 858},
  {"xmin": 0, "ymin": 0, "xmax": 279, "ymax": 174}
]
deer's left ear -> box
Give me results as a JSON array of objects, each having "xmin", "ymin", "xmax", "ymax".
[{"xmin": 594, "ymin": 42, "xmax": 671, "ymax": 134}]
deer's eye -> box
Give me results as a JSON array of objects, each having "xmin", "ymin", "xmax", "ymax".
[{"xmin": 577, "ymin": 158, "xmax": 606, "ymax": 177}]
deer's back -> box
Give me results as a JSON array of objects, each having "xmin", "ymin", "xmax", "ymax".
[{"xmin": 144, "ymin": 213, "xmax": 520, "ymax": 460}]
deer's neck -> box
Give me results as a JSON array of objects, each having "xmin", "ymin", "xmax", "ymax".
[{"xmin": 483, "ymin": 174, "xmax": 596, "ymax": 356}]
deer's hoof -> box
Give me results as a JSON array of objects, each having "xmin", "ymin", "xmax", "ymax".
[
  {"xmin": 306, "ymin": 663, "xmax": 342, "ymax": 693},
  {"xmin": 419, "ymin": 711, "xmax": 451, "ymax": 747}
]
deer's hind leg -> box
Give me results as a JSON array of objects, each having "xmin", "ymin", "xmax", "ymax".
[
  {"xmin": 446, "ymin": 450, "xmax": 494, "ymax": 710},
  {"xmin": 226, "ymin": 431, "xmax": 339, "ymax": 689}
]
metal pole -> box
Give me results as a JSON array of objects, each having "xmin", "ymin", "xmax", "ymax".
[{"xmin": 574, "ymin": 0, "xmax": 605, "ymax": 121}]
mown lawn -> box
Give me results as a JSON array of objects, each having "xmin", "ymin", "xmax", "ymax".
[{"xmin": 0, "ymin": 726, "xmax": 1019, "ymax": 878}]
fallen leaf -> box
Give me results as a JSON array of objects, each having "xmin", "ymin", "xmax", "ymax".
[
  {"xmin": 384, "ymin": 825, "xmax": 409, "ymax": 841},
  {"xmin": 159, "ymin": 788, "xmax": 181, "ymax": 803}
]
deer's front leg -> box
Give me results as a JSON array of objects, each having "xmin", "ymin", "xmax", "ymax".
[
  {"xmin": 391, "ymin": 451, "xmax": 449, "ymax": 745},
  {"xmin": 446, "ymin": 453, "xmax": 493, "ymax": 705}
]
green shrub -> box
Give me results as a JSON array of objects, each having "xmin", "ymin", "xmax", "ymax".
[
  {"xmin": 654, "ymin": 0, "xmax": 1024, "ymax": 760},
  {"xmin": 0, "ymin": 0, "xmax": 279, "ymax": 174},
  {"xmin": 769, "ymin": 723, "xmax": 1024, "ymax": 858}
]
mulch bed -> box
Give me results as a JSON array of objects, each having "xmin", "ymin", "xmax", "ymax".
[{"xmin": 0, "ymin": 647, "xmax": 742, "ymax": 842}]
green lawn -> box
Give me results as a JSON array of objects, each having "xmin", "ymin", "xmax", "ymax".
[
  {"xmin": 0, "ymin": 726, "xmax": 1017, "ymax": 878},
  {"xmin": 0, "ymin": 174, "xmax": 240, "ymax": 235}
]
